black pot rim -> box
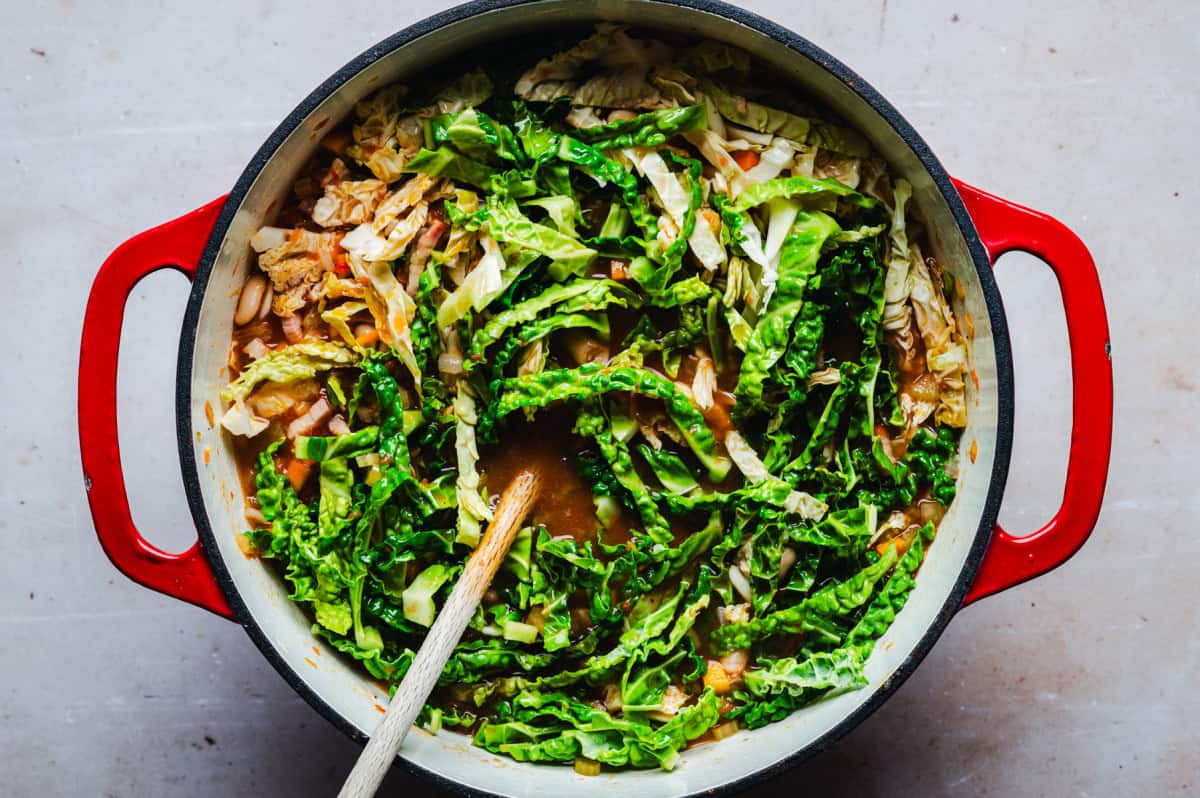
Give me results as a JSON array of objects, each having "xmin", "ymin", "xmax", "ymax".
[{"xmin": 176, "ymin": 2, "xmax": 1014, "ymax": 795}]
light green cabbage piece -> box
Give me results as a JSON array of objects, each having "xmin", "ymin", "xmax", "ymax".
[
  {"xmin": 321, "ymin": 301, "xmax": 369, "ymax": 348},
  {"xmin": 426, "ymin": 67, "xmax": 494, "ymax": 116},
  {"xmin": 453, "ymin": 381, "xmax": 493, "ymax": 547},
  {"xmin": 700, "ymin": 80, "xmax": 871, "ymax": 157},
  {"xmin": 724, "ymin": 431, "xmax": 827, "ymax": 520},
  {"xmin": 522, "ymin": 195, "xmax": 579, "ymax": 238},
  {"xmin": 485, "ymin": 196, "xmax": 597, "ymax": 279},
  {"xmin": 437, "ymin": 232, "xmax": 507, "ymax": 328},
  {"xmin": 403, "ymin": 564, "xmax": 454, "ymax": 627}
]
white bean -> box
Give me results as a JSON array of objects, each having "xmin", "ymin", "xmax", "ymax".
[
  {"xmin": 256, "ymin": 282, "xmax": 274, "ymax": 321},
  {"xmin": 234, "ymin": 274, "xmax": 267, "ymax": 326}
]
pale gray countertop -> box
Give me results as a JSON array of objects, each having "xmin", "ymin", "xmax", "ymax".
[{"xmin": 2, "ymin": 1, "xmax": 1194, "ymax": 795}]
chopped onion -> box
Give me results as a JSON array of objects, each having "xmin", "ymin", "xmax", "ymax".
[
  {"xmin": 725, "ymin": 123, "xmax": 774, "ymax": 146},
  {"xmin": 720, "ymin": 649, "xmax": 748, "ymax": 678},
  {"xmin": 281, "ymin": 314, "xmax": 304, "ymax": 343},
  {"xmin": 438, "ymin": 352, "xmax": 464, "ymax": 375},
  {"xmin": 249, "ymin": 226, "xmax": 288, "ymax": 252},
  {"xmin": 328, "ymin": 414, "xmax": 350, "ymax": 436},
  {"xmin": 778, "ymin": 546, "xmax": 797, "ymax": 580},
  {"xmin": 691, "ymin": 354, "xmax": 717, "ymax": 411},
  {"xmin": 286, "ymin": 397, "xmax": 332, "ymax": 439},
  {"xmin": 728, "ymin": 566, "xmax": 752, "ymax": 602},
  {"xmin": 602, "ymin": 683, "xmax": 623, "ymax": 712},
  {"xmin": 243, "ymin": 337, "xmax": 269, "ymax": 361}
]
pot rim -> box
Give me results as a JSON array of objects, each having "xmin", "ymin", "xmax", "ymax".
[{"xmin": 176, "ymin": 1, "xmax": 1014, "ymax": 794}]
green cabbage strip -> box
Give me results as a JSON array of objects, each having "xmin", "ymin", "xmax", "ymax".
[
  {"xmin": 474, "ymin": 688, "xmax": 719, "ymax": 770},
  {"xmin": 489, "ymin": 312, "xmax": 608, "ymax": 378},
  {"xmin": 709, "ymin": 543, "xmax": 899, "ymax": 654},
  {"xmin": 573, "ymin": 104, "xmax": 707, "ymax": 150},
  {"xmin": 466, "ymin": 279, "xmax": 637, "ymax": 366},
  {"xmin": 734, "ymin": 211, "xmax": 841, "ymax": 414},
  {"xmin": 293, "ymin": 427, "xmax": 379, "ymax": 462},
  {"xmin": 731, "ymin": 175, "xmax": 881, "ymax": 214},
  {"xmin": 575, "ymin": 402, "xmax": 673, "ymax": 544},
  {"xmin": 628, "ymin": 152, "xmax": 705, "ymax": 295},
  {"xmin": 485, "ymin": 195, "xmax": 597, "ymax": 278},
  {"xmin": 402, "ymin": 146, "xmax": 497, "ymax": 188},
  {"xmin": 555, "ymin": 135, "xmax": 659, "ymax": 235},
  {"xmin": 428, "ymin": 108, "xmax": 522, "ymax": 163},
  {"xmin": 487, "ymin": 364, "xmax": 731, "ymax": 482}
]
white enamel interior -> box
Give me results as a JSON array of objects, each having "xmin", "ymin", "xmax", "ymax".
[{"xmin": 183, "ymin": 3, "xmax": 1001, "ymax": 795}]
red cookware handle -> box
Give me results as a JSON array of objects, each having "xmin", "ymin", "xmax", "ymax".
[
  {"xmin": 954, "ymin": 180, "xmax": 1112, "ymax": 605},
  {"xmin": 79, "ymin": 198, "xmax": 235, "ymax": 619}
]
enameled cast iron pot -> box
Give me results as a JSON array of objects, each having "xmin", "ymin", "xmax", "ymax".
[{"xmin": 78, "ymin": 1, "xmax": 1113, "ymax": 795}]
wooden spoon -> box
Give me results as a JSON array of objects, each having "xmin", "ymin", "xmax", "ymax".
[{"xmin": 337, "ymin": 470, "xmax": 541, "ymax": 798}]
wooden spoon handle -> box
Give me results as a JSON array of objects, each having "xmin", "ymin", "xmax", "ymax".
[{"xmin": 337, "ymin": 470, "xmax": 540, "ymax": 798}]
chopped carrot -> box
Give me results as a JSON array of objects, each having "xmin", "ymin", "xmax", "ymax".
[
  {"xmin": 610, "ymin": 259, "xmax": 628, "ymax": 281},
  {"xmin": 355, "ymin": 329, "xmax": 380, "ymax": 348},
  {"xmin": 286, "ymin": 458, "xmax": 314, "ymax": 491},
  {"xmin": 969, "ymin": 438, "xmax": 979, "ymax": 464},
  {"xmin": 320, "ymin": 129, "xmax": 351, "ymax": 155},
  {"xmin": 732, "ymin": 150, "xmax": 760, "ymax": 171},
  {"xmin": 877, "ymin": 533, "xmax": 916, "ymax": 558},
  {"xmin": 703, "ymin": 660, "xmax": 732, "ymax": 695}
]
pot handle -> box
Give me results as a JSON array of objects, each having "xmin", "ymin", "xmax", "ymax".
[
  {"xmin": 953, "ymin": 180, "xmax": 1112, "ymax": 605},
  {"xmin": 79, "ymin": 198, "xmax": 235, "ymax": 619}
]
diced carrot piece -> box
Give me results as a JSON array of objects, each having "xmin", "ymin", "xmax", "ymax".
[
  {"xmin": 610, "ymin": 259, "xmax": 628, "ymax": 281},
  {"xmin": 732, "ymin": 150, "xmax": 760, "ymax": 171},
  {"xmin": 286, "ymin": 458, "xmax": 314, "ymax": 491},
  {"xmin": 703, "ymin": 660, "xmax": 732, "ymax": 695},
  {"xmin": 333, "ymin": 250, "xmax": 350, "ymax": 277}
]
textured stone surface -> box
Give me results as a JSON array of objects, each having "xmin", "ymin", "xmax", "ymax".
[{"xmin": 1, "ymin": 1, "xmax": 1192, "ymax": 795}]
